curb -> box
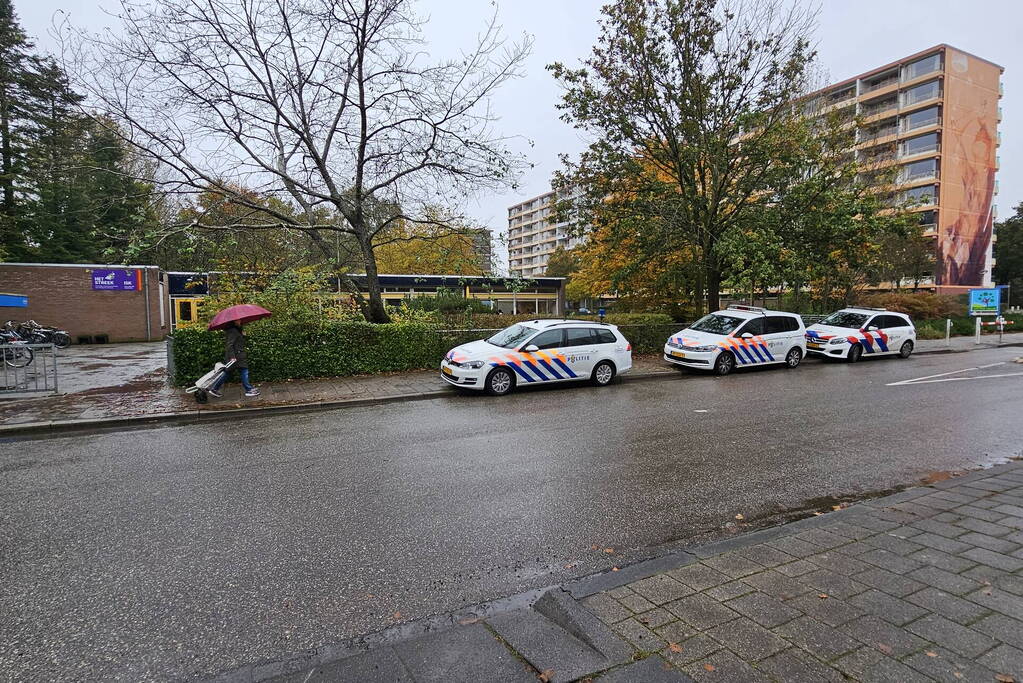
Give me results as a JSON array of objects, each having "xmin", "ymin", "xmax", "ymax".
[{"xmin": 3, "ymin": 342, "xmax": 1020, "ymax": 439}]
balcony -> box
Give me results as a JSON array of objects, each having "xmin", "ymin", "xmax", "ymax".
[
  {"xmin": 858, "ymin": 126, "xmax": 899, "ymax": 145},
  {"xmin": 860, "ymin": 99, "xmax": 898, "ymax": 118},
  {"xmin": 862, "ymin": 74, "xmax": 900, "ymax": 94},
  {"xmin": 902, "ymin": 167, "xmax": 937, "ymax": 183},
  {"xmin": 900, "ymin": 141, "xmax": 940, "ymax": 159},
  {"xmin": 901, "ymin": 115, "xmax": 941, "ymax": 133}
]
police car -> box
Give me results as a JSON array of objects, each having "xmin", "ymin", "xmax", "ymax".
[
  {"xmin": 805, "ymin": 307, "xmax": 916, "ymax": 362},
  {"xmin": 663, "ymin": 305, "xmax": 806, "ymax": 376},
  {"xmin": 440, "ymin": 320, "xmax": 633, "ymax": 395}
]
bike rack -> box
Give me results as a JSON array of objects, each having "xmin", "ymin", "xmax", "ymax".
[{"xmin": 0, "ymin": 343, "xmax": 59, "ymax": 396}]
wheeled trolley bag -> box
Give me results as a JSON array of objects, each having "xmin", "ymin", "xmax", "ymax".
[{"xmin": 185, "ymin": 359, "xmax": 235, "ymax": 404}]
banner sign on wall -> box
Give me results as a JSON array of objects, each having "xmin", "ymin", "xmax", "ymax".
[
  {"xmin": 91, "ymin": 269, "xmax": 141, "ymax": 291},
  {"xmin": 0, "ymin": 293, "xmax": 28, "ymax": 307},
  {"xmin": 968, "ymin": 288, "xmax": 1001, "ymax": 316}
]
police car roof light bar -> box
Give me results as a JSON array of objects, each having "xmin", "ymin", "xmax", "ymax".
[
  {"xmin": 848, "ymin": 306, "xmax": 888, "ymax": 312},
  {"xmin": 727, "ymin": 304, "xmax": 767, "ymax": 312}
]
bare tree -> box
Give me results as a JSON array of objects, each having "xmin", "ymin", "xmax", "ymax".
[{"xmin": 63, "ymin": 0, "xmax": 531, "ymax": 322}]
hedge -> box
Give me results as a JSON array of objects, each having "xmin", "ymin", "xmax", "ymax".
[{"xmin": 170, "ymin": 314, "xmax": 687, "ymax": 385}]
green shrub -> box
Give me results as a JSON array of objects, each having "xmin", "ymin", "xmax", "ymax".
[
  {"xmin": 171, "ymin": 320, "xmax": 446, "ymax": 385},
  {"xmin": 856, "ymin": 292, "xmax": 965, "ymax": 320}
]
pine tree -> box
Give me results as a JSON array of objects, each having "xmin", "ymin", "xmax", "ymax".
[{"xmin": 0, "ymin": 0, "xmax": 36, "ymax": 257}]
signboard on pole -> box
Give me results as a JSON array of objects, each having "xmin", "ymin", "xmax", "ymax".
[
  {"xmin": 968, "ymin": 288, "xmax": 1001, "ymax": 316},
  {"xmin": 91, "ymin": 269, "xmax": 141, "ymax": 291}
]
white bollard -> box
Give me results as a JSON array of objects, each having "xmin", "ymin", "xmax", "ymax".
[{"xmin": 975, "ymin": 316, "xmax": 982, "ymax": 344}]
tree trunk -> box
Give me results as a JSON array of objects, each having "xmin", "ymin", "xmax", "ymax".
[
  {"xmin": 358, "ymin": 235, "xmax": 391, "ymax": 323},
  {"xmin": 706, "ymin": 265, "xmax": 721, "ymax": 313},
  {"xmin": 0, "ymin": 84, "xmax": 13, "ymax": 219}
]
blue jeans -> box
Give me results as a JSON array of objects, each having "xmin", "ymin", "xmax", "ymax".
[{"xmin": 212, "ymin": 367, "xmax": 253, "ymax": 392}]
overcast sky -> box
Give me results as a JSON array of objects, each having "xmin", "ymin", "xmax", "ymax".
[{"xmin": 16, "ymin": 0, "xmax": 1021, "ymax": 272}]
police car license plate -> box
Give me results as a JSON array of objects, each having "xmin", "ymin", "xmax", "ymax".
[
  {"xmin": 807, "ymin": 342, "xmax": 822, "ymax": 349},
  {"xmin": 442, "ymin": 366, "xmax": 453, "ymax": 376},
  {"xmin": 670, "ymin": 350, "xmax": 685, "ymax": 358}
]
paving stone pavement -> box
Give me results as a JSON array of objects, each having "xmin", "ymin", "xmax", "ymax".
[{"xmin": 575, "ymin": 461, "xmax": 1023, "ymax": 682}]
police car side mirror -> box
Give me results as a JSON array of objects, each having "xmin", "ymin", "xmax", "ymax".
[
  {"xmin": 523, "ymin": 344, "xmax": 539, "ymax": 352},
  {"xmin": 740, "ymin": 333, "xmax": 754, "ymax": 339}
]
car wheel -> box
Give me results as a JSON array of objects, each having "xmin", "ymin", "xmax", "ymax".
[
  {"xmin": 485, "ymin": 367, "xmax": 515, "ymax": 396},
  {"xmin": 785, "ymin": 347, "xmax": 802, "ymax": 368},
  {"xmin": 899, "ymin": 341, "xmax": 914, "ymax": 358},
  {"xmin": 713, "ymin": 351, "xmax": 735, "ymax": 376},
  {"xmin": 591, "ymin": 360, "xmax": 616, "ymax": 386},
  {"xmin": 847, "ymin": 344, "xmax": 863, "ymax": 363}
]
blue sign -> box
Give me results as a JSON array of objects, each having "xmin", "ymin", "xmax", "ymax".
[
  {"xmin": 968, "ymin": 288, "xmax": 1001, "ymax": 316},
  {"xmin": 91, "ymin": 269, "xmax": 140, "ymax": 291},
  {"xmin": 598, "ymin": 308, "xmax": 606, "ymax": 317},
  {"xmin": 0, "ymin": 293, "xmax": 28, "ymax": 307}
]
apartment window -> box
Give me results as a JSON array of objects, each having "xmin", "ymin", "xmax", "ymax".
[
  {"xmin": 902, "ymin": 106, "xmax": 940, "ymax": 132},
  {"xmin": 904, "ymin": 53, "xmax": 942, "ymax": 81},
  {"xmin": 902, "ymin": 80, "xmax": 940, "ymax": 106},
  {"xmin": 862, "ymin": 69, "xmax": 899, "ymax": 93},
  {"xmin": 904, "ymin": 184, "xmax": 937, "ymax": 206},
  {"xmin": 903, "ymin": 158, "xmax": 937, "ymax": 182},
  {"xmin": 918, "ymin": 209, "xmax": 937, "ymax": 228},
  {"xmin": 901, "ymin": 132, "xmax": 939, "ymax": 157}
]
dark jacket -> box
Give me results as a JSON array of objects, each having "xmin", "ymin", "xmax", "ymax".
[{"xmin": 224, "ymin": 325, "xmax": 248, "ymax": 369}]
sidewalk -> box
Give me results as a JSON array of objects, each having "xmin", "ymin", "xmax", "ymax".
[
  {"xmin": 220, "ymin": 461, "xmax": 1023, "ymax": 682},
  {"xmin": 1, "ymin": 332, "xmax": 1021, "ymax": 435}
]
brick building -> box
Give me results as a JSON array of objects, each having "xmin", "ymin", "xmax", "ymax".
[{"xmin": 0, "ymin": 263, "xmax": 167, "ymax": 342}]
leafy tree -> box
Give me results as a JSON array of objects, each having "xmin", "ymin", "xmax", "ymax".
[
  {"xmin": 374, "ymin": 222, "xmax": 489, "ymax": 275},
  {"xmin": 68, "ymin": 0, "xmax": 531, "ymax": 322},
  {"xmin": 543, "ymin": 245, "xmax": 579, "ymax": 278},
  {"xmin": 550, "ymin": 0, "xmax": 820, "ymax": 313},
  {"xmin": 994, "ymin": 202, "xmax": 1023, "ymax": 308}
]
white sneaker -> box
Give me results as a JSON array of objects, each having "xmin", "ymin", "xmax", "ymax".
[{"xmin": 245, "ymin": 388, "xmax": 261, "ymax": 397}]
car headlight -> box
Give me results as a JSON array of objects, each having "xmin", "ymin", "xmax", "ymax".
[
  {"xmin": 694, "ymin": 345, "xmax": 717, "ymax": 352},
  {"xmin": 828, "ymin": 337, "xmax": 846, "ymax": 345},
  {"xmin": 462, "ymin": 360, "xmax": 487, "ymax": 369}
]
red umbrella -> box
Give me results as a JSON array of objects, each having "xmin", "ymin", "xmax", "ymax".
[{"xmin": 207, "ymin": 304, "xmax": 272, "ymax": 331}]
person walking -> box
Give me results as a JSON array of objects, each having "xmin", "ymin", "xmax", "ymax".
[{"xmin": 208, "ymin": 321, "xmax": 260, "ymax": 398}]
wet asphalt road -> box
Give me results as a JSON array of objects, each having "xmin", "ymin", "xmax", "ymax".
[{"xmin": 2, "ymin": 347, "xmax": 1023, "ymax": 681}]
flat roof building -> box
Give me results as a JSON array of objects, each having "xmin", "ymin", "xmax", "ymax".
[{"xmin": 809, "ymin": 44, "xmax": 1002, "ymax": 293}]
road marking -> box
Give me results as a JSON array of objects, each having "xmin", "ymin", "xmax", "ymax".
[{"xmin": 887, "ymin": 363, "xmax": 1023, "ymax": 386}]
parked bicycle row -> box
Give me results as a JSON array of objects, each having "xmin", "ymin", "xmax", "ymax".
[
  {"xmin": 3, "ymin": 320, "xmax": 71, "ymax": 348},
  {"xmin": 1, "ymin": 320, "xmax": 69, "ymax": 368}
]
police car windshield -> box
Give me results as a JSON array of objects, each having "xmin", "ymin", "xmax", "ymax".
[
  {"xmin": 487, "ymin": 324, "xmax": 538, "ymax": 349},
  {"xmin": 820, "ymin": 311, "xmax": 869, "ymax": 329},
  {"xmin": 689, "ymin": 313, "xmax": 744, "ymax": 335}
]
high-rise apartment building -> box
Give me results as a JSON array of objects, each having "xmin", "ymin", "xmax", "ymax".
[
  {"xmin": 507, "ymin": 188, "xmax": 586, "ymax": 278},
  {"xmin": 813, "ymin": 44, "xmax": 1002, "ymax": 292}
]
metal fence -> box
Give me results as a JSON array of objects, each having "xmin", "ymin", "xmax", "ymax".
[{"xmin": 0, "ymin": 343, "xmax": 58, "ymax": 396}]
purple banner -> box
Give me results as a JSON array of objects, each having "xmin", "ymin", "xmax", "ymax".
[{"xmin": 91, "ymin": 269, "xmax": 139, "ymax": 291}]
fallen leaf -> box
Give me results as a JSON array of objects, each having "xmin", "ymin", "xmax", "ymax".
[
  {"xmin": 393, "ymin": 611, "xmax": 402, "ymax": 619},
  {"xmin": 953, "ymin": 672, "xmax": 962, "ymax": 679},
  {"xmin": 668, "ymin": 642, "xmax": 683, "ymax": 653},
  {"xmin": 818, "ymin": 593, "xmax": 829, "ymax": 599},
  {"xmin": 604, "ymin": 548, "xmax": 615, "ymax": 554},
  {"xmin": 926, "ymin": 651, "xmax": 938, "ymax": 657},
  {"xmin": 611, "ymin": 566, "xmax": 619, "ymax": 572},
  {"xmin": 995, "ymin": 675, "xmax": 1015, "ymax": 683},
  {"xmin": 877, "ymin": 643, "xmax": 893, "ymax": 655},
  {"xmin": 703, "ymin": 664, "xmax": 716, "ymax": 672},
  {"xmin": 590, "ymin": 544, "xmax": 599, "ymax": 550},
  {"xmin": 813, "ymin": 511, "xmax": 824, "ymax": 516},
  {"xmin": 831, "ymin": 505, "xmax": 842, "ymax": 511},
  {"xmin": 734, "ymin": 514, "xmax": 744, "ymax": 520},
  {"xmin": 564, "ymin": 562, "xmax": 577, "ymax": 569},
  {"xmin": 457, "ymin": 616, "xmax": 479, "ymax": 625},
  {"xmin": 538, "ymin": 669, "xmax": 555, "ymax": 682}
]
